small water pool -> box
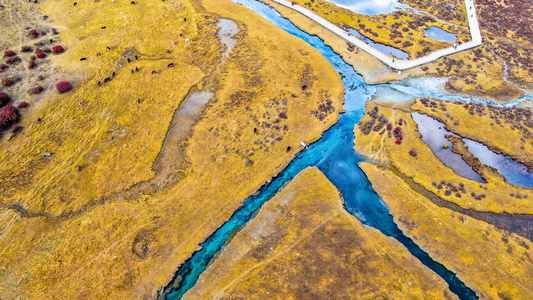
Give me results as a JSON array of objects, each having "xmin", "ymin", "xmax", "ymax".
[
  {"xmin": 424, "ymin": 26, "xmax": 457, "ymax": 43},
  {"xmin": 463, "ymin": 139, "xmax": 533, "ymax": 189},
  {"xmin": 326, "ymin": 0, "xmax": 411, "ymax": 15},
  {"xmin": 413, "ymin": 112, "xmax": 533, "ymax": 189},
  {"xmin": 345, "ymin": 27, "xmax": 409, "ymax": 59},
  {"xmin": 412, "ymin": 112, "xmax": 485, "ymax": 182}
]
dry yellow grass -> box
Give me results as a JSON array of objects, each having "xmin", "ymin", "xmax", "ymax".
[
  {"xmin": 354, "ymin": 101, "xmax": 533, "ymax": 214},
  {"xmin": 401, "ymin": 0, "xmax": 469, "ymax": 26},
  {"xmin": 263, "ymin": 0, "xmax": 404, "ymax": 84},
  {"xmin": 184, "ymin": 167, "xmax": 457, "ymax": 300},
  {"xmin": 360, "ymin": 162, "xmax": 533, "ymax": 300},
  {"xmin": 0, "ymin": 0, "xmax": 207, "ymax": 215},
  {"xmin": 0, "ymin": 0, "xmax": 345, "ymax": 298}
]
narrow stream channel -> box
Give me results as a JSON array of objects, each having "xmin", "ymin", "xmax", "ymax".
[{"xmin": 160, "ymin": 0, "xmax": 529, "ymax": 298}]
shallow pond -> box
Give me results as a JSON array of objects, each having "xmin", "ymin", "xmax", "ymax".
[
  {"xmin": 325, "ymin": 0, "xmax": 411, "ymax": 15},
  {"xmin": 464, "ymin": 139, "xmax": 533, "ymax": 189},
  {"xmin": 413, "ymin": 112, "xmax": 533, "ymax": 189},
  {"xmin": 412, "ymin": 112, "xmax": 485, "ymax": 182},
  {"xmin": 345, "ymin": 27, "xmax": 409, "ymax": 59},
  {"xmin": 425, "ymin": 26, "xmax": 457, "ymax": 43},
  {"xmin": 216, "ymin": 19, "xmax": 240, "ymax": 59}
]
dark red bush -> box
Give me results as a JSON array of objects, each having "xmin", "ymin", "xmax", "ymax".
[
  {"xmin": 0, "ymin": 64, "xmax": 8, "ymax": 72},
  {"xmin": 55, "ymin": 81, "xmax": 72, "ymax": 93},
  {"xmin": 36, "ymin": 52, "xmax": 46, "ymax": 59},
  {"xmin": 29, "ymin": 86, "xmax": 44, "ymax": 94},
  {"xmin": 0, "ymin": 105, "xmax": 19, "ymax": 129},
  {"xmin": 3, "ymin": 77, "xmax": 14, "ymax": 87},
  {"xmin": 0, "ymin": 91, "xmax": 10, "ymax": 106},
  {"xmin": 28, "ymin": 29, "xmax": 39, "ymax": 38},
  {"xmin": 21, "ymin": 45, "xmax": 33, "ymax": 52},
  {"xmin": 18, "ymin": 101, "xmax": 28, "ymax": 108},
  {"xmin": 4, "ymin": 50, "xmax": 16, "ymax": 57},
  {"xmin": 5, "ymin": 56, "xmax": 21, "ymax": 64},
  {"xmin": 41, "ymin": 30, "xmax": 47, "ymax": 36},
  {"xmin": 52, "ymin": 45, "xmax": 64, "ymax": 53},
  {"xmin": 43, "ymin": 48, "xmax": 51, "ymax": 53},
  {"xmin": 28, "ymin": 59, "xmax": 37, "ymax": 69},
  {"xmin": 12, "ymin": 124, "xmax": 22, "ymax": 133},
  {"xmin": 409, "ymin": 149, "xmax": 417, "ymax": 157}
]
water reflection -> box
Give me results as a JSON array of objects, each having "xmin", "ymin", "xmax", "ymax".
[
  {"xmin": 326, "ymin": 0, "xmax": 410, "ymax": 15},
  {"xmin": 425, "ymin": 26, "xmax": 457, "ymax": 43}
]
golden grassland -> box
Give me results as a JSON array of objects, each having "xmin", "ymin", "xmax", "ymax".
[
  {"xmin": 1, "ymin": 0, "xmax": 206, "ymax": 216},
  {"xmin": 263, "ymin": 0, "xmax": 400, "ymax": 84},
  {"xmin": 184, "ymin": 167, "xmax": 457, "ymax": 300},
  {"xmin": 412, "ymin": 98, "xmax": 533, "ymax": 171},
  {"xmin": 0, "ymin": 0, "xmax": 345, "ymax": 298},
  {"xmin": 353, "ymin": 100, "xmax": 533, "ymax": 214},
  {"xmin": 400, "ymin": 0, "xmax": 468, "ymax": 27},
  {"xmin": 360, "ymin": 163, "xmax": 533, "ymax": 300},
  {"xmin": 263, "ymin": 0, "xmax": 529, "ymax": 102}
]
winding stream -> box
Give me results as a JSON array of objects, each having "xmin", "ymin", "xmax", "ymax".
[{"xmin": 161, "ymin": 0, "xmax": 530, "ymax": 299}]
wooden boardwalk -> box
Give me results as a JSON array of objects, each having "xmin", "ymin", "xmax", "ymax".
[{"xmin": 270, "ymin": 0, "xmax": 482, "ymax": 70}]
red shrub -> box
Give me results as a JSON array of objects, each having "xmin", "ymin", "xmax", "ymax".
[
  {"xmin": 3, "ymin": 77, "xmax": 14, "ymax": 87},
  {"xmin": 28, "ymin": 29, "xmax": 39, "ymax": 38},
  {"xmin": 52, "ymin": 45, "xmax": 64, "ymax": 53},
  {"xmin": 0, "ymin": 91, "xmax": 10, "ymax": 106},
  {"xmin": 28, "ymin": 60, "xmax": 37, "ymax": 69},
  {"xmin": 18, "ymin": 101, "xmax": 28, "ymax": 108},
  {"xmin": 0, "ymin": 64, "xmax": 8, "ymax": 72},
  {"xmin": 0, "ymin": 105, "xmax": 19, "ymax": 129},
  {"xmin": 55, "ymin": 81, "xmax": 72, "ymax": 93},
  {"xmin": 43, "ymin": 48, "xmax": 51, "ymax": 53},
  {"xmin": 21, "ymin": 45, "xmax": 33, "ymax": 53},
  {"xmin": 12, "ymin": 124, "xmax": 22, "ymax": 133},
  {"xmin": 29, "ymin": 86, "xmax": 44, "ymax": 94},
  {"xmin": 4, "ymin": 50, "xmax": 16, "ymax": 57},
  {"xmin": 5, "ymin": 56, "xmax": 21, "ymax": 64},
  {"xmin": 36, "ymin": 52, "xmax": 46, "ymax": 58},
  {"xmin": 395, "ymin": 140, "xmax": 402, "ymax": 145},
  {"xmin": 408, "ymin": 149, "xmax": 417, "ymax": 157}
]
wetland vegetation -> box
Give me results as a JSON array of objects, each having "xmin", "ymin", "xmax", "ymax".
[{"xmin": 0, "ymin": 0, "xmax": 532, "ymax": 299}]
